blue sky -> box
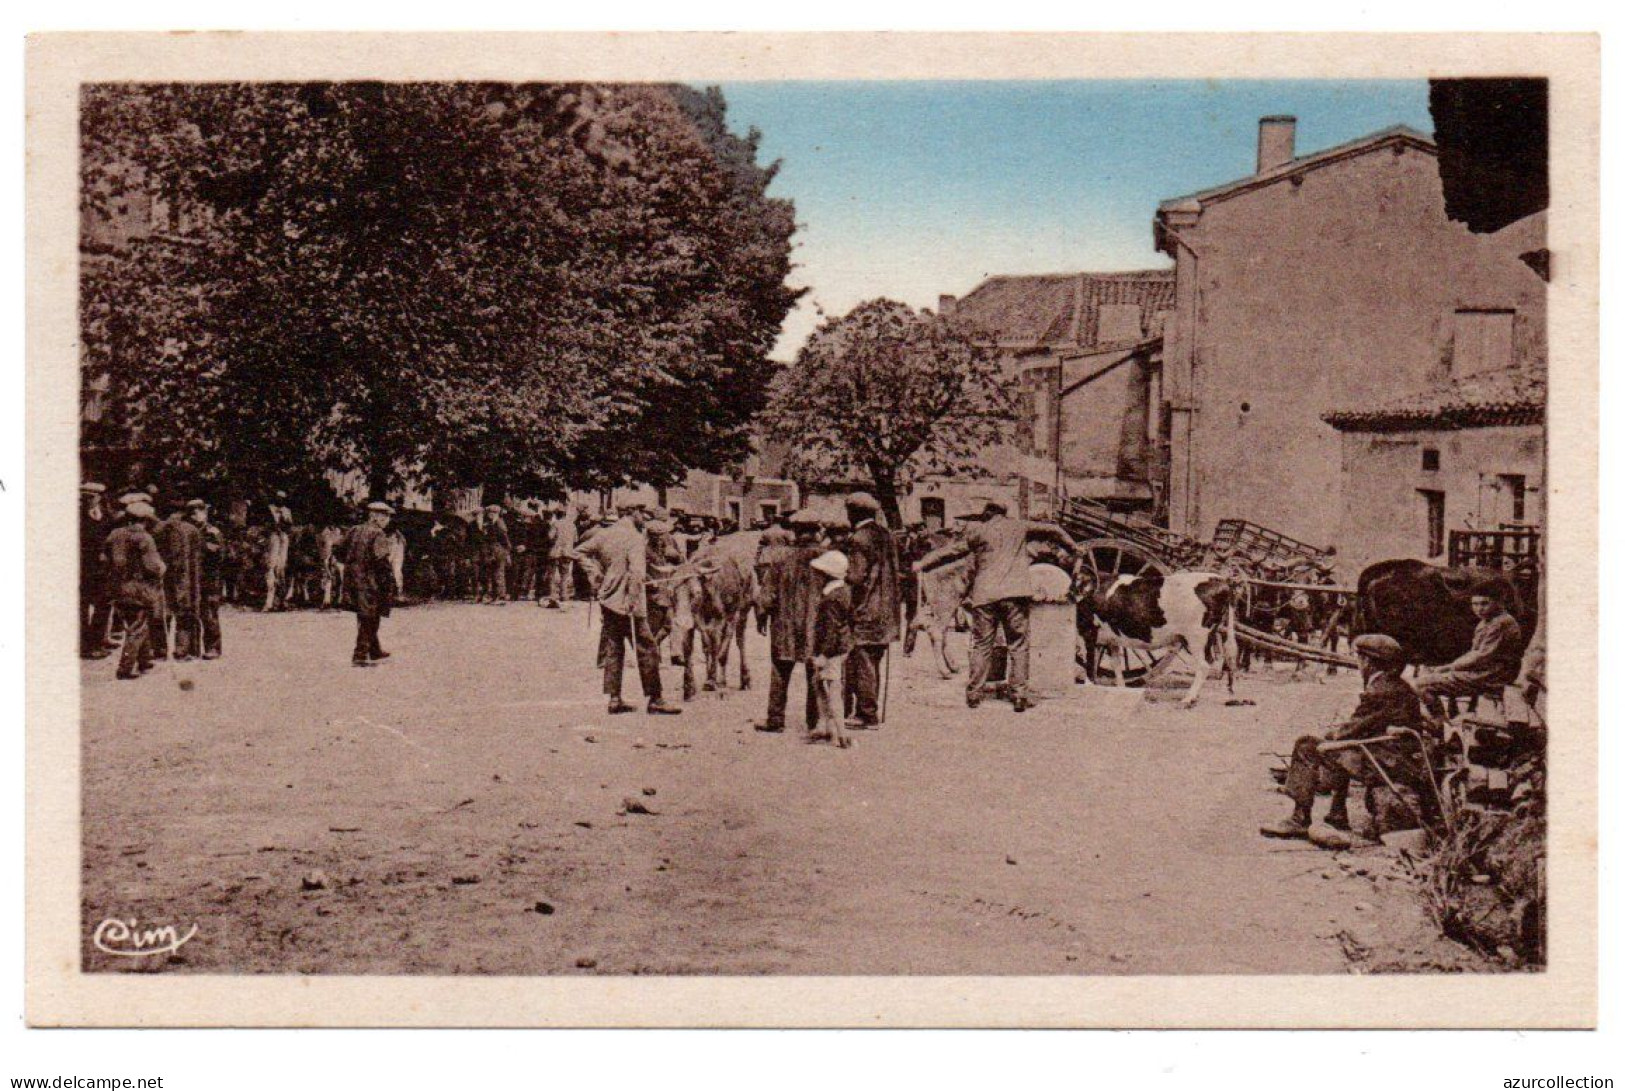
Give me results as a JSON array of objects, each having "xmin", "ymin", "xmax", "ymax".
[{"xmin": 716, "ymin": 80, "xmax": 1433, "ymax": 357}]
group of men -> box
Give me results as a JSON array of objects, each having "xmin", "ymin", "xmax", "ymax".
[
  {"xmin": 79, "ymin": 483, "xmax": 226, "ymax": 679},
  {"xmin": 1261, "ymin": 589, "xmax": 1527, "ymax": 847}
]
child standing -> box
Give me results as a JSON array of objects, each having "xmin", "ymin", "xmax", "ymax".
[{"xmin": 809, "ymin": 550, "xmax": 855, "ymax": 749}]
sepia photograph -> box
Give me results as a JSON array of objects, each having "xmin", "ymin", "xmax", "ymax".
[{"xmin": 22, "ymin": 31, "xmax": 1599, "ymax": 1031}]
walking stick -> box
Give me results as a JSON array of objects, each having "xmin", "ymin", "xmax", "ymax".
[{"xmin": 880, "ymin": 644, "xmax": 891, "ymax": 724}]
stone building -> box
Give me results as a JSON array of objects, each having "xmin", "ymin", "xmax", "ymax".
[
  {"xmin": 947, "ymin": 270, "xmax": 1175, "ymax": 518},
  {"xmin": 1152, "ymin": 116, "xmax": 1548, "ymax": 561}
]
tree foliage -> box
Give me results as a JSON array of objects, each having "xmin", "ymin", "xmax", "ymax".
[
  {"xmin": 80, "ymin": 81, "xmax": 799, "ymax": 501},
  {"xmin": 760, "ymin": 299, "xmax": 1016, "ymax": 526}
]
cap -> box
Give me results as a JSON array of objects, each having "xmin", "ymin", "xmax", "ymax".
[
  {"xmin": 649, "ymin": 507, "xmax": 670, "ymax": 522},
  {"xmin": 1352, "ymin": 634, "xmax": 1405, "ymax": 663},
  {"xmin": 485, "ymin": 504, "xmax": 502, "ymax": 514},
  {"xmin": 80, "ymin": 482, "xmax": 106, "ymax": 495},
  {"xmin": 367, "ymin": 501, "xmax": 395, "ymax": 515},
  {"xmin": 119, "ymin": 491, "xmax": 152, "ymax": 508},
  {"xmin": 126, "ymin": 501, "xmax": 156, "ymax": 520},
  {"xmin": 186, "ymin": 498, "xmax": 209, "ymax": 511},
  {"xmin": 809, "ymin": 550, "xmax": 850, "ymax": 581},
  {"xmin": 845, "ymin": 491, "xmax": 880, "ymax": 513},
  {"xmin": 978, "ymin": 498, "xmax": 1009, "ymax": 517}
]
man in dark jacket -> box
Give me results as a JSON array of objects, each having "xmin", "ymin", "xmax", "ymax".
[
  {"xmin": 841, "ymin": 492, "xmax": 901, "ymax": 728},
  {"xmin": 190, "ymin": 499, "xmax": 226, "ymax": 659},
  {"xmin": 1261, "ymin": 633, "xmax": 1428, "ymax": 841},
  {"xmin": 154, "ymin": 498, "xmax": 204, "ymax": 659},
  {"xmin": 102, "ymin": 501, "xmax": 166, "ymax": 680},
  {"xmin": 343, "ymin": 501, "xmax": 398, "ymax": 667},
  {"xmin": 754, "ymin": 515, "xmax": 822, "ymax": 733},
  {"xmin": 915, "ymin": 499, "xmax": 1079, "ymax": 712},
  {"xmin": 80, "ymin": 482, "xmax": 112, "ymax": 658}
]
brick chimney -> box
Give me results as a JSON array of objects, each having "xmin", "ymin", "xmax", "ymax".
[
  {"xmin": 1257, "ymin": 115, "xmax": 1297, "ymax": 173},
  {"xmin": 937, "ymin": 294, "xmax": 957, "ymax": 315}
]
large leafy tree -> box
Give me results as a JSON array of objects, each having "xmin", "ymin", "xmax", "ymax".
[
  {"xmin": 80, "ymin": 81, "xmax": 799, "ymax": 502},
  {"xmin": 761, "ymin": 299, "xmax": 1016, "ymax": 528}
]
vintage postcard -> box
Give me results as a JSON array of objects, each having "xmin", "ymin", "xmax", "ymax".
[{"xmin": 24, "ymin": 32, "xmax": 1598, "ymax": 1027}]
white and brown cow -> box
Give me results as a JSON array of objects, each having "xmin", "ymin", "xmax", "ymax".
[{"xmin": 1077, "ymin": 569, "xmax": 1238, "ymax": 708}]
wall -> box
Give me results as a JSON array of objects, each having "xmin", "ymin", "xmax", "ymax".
[
  {"xmin": 1162, "ymin": 143, "xmax": 1547, "ymax": 550},
  {"xmin": 1333, "ymin": 424, "xmax": 1544, "ymax": 575}
]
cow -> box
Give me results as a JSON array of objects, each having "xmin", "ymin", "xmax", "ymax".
[
  {"xmin": 1076, "ymin": 569, "xmax": 1239, "ymax": 708},
  {"xmin": 670, "ymin": 530, "xmax": 760, "ymax": 701},
  {"xmin": 911, "ymin": 554, "xmax": 971, "ymax": 679},
  {"xmin": 1354, "ymin": 558, "xmax": 1540, "ymax": 668},
  {"xmin": 316, "ymin": 524, "xmax": 347, "ymax": 609}
]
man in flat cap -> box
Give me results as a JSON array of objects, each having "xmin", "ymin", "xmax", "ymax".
[
  {"xmin": 1261, "ymin": 633, "xmax": 1429, "ymax": 843},
  {"xmin": 189, "ymin": 500, "xmax": 226, "ymax": 659},
  {"xmin": 342, "ymin": 501, "xmax": 398, "ymax": 667},
  {"xmin": 915, "ymin": 498, "xmax": 1079, "ymax": 713},
  {"xmin": 840, "ymin": 491, "xmax": 901, "ymax": 728},
  {"xmin": 573, "ymin": 503, "xmax": 680, "ymax": 715},
  {"xmin": 79, "ymin": 482, "xmax": 113, "ymax": 659},
  {"xmin": 101, "ymin": 500, "xmax": 166, "ymax": 679}
]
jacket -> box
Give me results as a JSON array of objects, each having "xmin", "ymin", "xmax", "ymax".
[
  {"xmin": 812, "ymin": 582, "xmax": 855, "ymax": 661},
  {"xmin": 757, "ymin": 542, "xmax": 821, "ymax": 662},
  {"xmin": 1327, "ymin": 670, "xmax": 1425, "ymax": 742},
  {"xmin": 574, "ymin": 517, "xmax": 648, "ymax": 617},
  {"xmin": 154, "ymin": 514, "xmax": 204, "ymax": 616},
  {"xmin": 342, "ymin": 522, "xmax": 397, "ymax": 617},
  {"xmin": 1442, "ymin": 612, "xmax": 1525, "ymax": 687},
  {"xmin": 846, "ymin": 519, "xmax": 901, "ymax": 645},
  {"xmin": 102, "ymin": 520, "xmax": 166, "ymax": 610},
  {"xmin": 918, "ymin": 515, "xmax": 1079, "ymax": 607}
]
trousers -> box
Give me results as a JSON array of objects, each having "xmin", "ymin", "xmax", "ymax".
[
  {"xmin": 842, "ymin": 643, "xmax": 887, "ymax": 723},
  {"xmin": 599, "ymin": 607, "xmax": 662, "ymax": 701},
  {"xmin": 353, "ymin": 613, "xmax": 385, "ymax": 662},
  {"xmin": 969, "ymin": 597, "xmax": 1031, "ymax": 699},
  {"xmin": 767, "ymin": 658, "xmax": 820, "ymax": 730},
  {"xmin": 114, "ymin": 601, "xmax": 155, "ymax": 678}
]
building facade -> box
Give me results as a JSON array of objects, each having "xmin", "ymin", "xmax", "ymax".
[
  {"xmin": 948, "ymin": 271, "xmax": 1175, "ymax": 519},
  {"xmin": 1153, "ymin": 117, "xmax": 1548, "ymax": 561}
]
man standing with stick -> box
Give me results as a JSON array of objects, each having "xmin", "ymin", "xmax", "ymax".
[{"xmin": 574, "ymin": 503, "xmax": 681, "ymax": 717}]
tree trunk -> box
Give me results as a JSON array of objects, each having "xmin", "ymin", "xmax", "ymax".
[{"xmin": 870, "ymin": 466, "xmax": 904, "ymax": 530}]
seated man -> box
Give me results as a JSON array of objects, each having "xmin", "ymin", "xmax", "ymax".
[
  {"xmin": 1413, "ymin": 591, "xmax": 1525, "ymax": 717},
  {"xmin": 1261, "ymin": 634, "xmax": 1426, "ymax": 843}
]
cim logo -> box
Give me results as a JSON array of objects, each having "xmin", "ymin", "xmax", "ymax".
[{"xmin": 91, "ymin": 918, "xmax": 198, "ymax": 958}]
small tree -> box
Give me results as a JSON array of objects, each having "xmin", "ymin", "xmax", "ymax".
[{"xmin": 761, "ymin": 299, "xmax": 1016, "ymax": 528}]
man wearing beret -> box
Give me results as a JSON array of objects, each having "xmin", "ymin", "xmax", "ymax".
[
  {"xmin": 840, "ymin": 491, "xmax": 901, "ymax": 729},
  {"xmin": 101, "ymin": 500, "xmax": 166, "ymax": 680},
  {"xmin": 1261, "ymin": 633, "xmax": 1427, "ymax": 842},
  {"xmin": 342, "ymin": 501, "xmax": 398, "ymax": 667}
]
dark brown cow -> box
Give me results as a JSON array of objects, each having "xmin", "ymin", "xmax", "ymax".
[{"xmin": 1354, "ymin": 559, "xmax": 1539, "ymax": 667}]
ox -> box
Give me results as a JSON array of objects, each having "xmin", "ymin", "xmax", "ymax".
[
  {"xmin": 1077, "ymin": 569, "xmax": 1239, "ymax": 708},
  {"xmin": 1354, "ymin": 558, "xmax": 1539, "ymax": 668},
  {"xmin": 670, "ymin": 530, "xmax": 760, "ymax": 701}
]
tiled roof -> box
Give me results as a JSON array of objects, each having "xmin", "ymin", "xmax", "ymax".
[
  {"xmin": 1157, "ymin": 125, "xmax": 1436, "ymax": 214},
  {"xmin": 1322, "ymin": 368, "xmax": 1546, "ymax": 432},
  {"xmin": 953, "ymin": 270, "xmax": 1175, "ymax": 350}
]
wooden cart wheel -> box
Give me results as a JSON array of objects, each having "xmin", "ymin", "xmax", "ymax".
[{"xmin": 1075, "ymin": 537, "xmax": 1175, "ymax": 687}]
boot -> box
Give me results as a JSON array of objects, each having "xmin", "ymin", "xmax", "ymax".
[
  {"xmin": 607, "ymin": 698, "xmax": 635, "ymax": 715},
  {"xmin": 1260, "ymin": 810, "xmax": 1312, "ymax": 839},
  {"xmin": 646, "ymin": 699, "xmax": 682, "ymax": 716}
]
